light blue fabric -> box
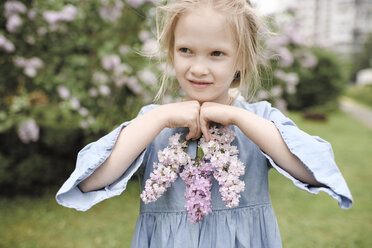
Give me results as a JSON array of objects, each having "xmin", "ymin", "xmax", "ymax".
[{"xmin": 56, "ymin": 100, "xmax": 353, "ymax": 248}]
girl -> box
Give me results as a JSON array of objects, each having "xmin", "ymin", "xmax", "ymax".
[{"xmin": 56, "ymin": 0, "xmax": 353, "ymax": 247}]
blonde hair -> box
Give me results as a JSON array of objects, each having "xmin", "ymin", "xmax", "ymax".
[{"xmin": 154, "ymin": 0, "xmax": 262, "ymax": 102}]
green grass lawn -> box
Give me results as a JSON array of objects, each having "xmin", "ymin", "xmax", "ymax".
[
  {"xmin": 1, "ymin": 111, "xmax": 371, "ymax": 248},
  {"xmin": 345, "ymin": 85, "xmax": 372, "ymax": 108}
]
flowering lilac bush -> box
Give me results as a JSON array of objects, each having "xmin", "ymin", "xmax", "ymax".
[
  {"xmin": 0, "ymin": 0, "xmax": 160, "ymax": 194},
  {"xmin": 258, "ymin": 8, "xmax": 347, "ymax": 111},
  {"xmin": 141, "ymin": 126, "xmax": 245, "ymax": 224}
]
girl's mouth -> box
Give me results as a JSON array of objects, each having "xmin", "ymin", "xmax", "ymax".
[{"xmin": 189, "ymin": 80, "xmax": 212, "ymax": 89}]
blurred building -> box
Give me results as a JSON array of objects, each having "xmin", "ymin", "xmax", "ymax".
[
  {"xmin": 354, "ymin": 0, "xmax": 372, "ymax": 53},
  {"xmin": 294, "ymin": 0, "xmax": 372, "ymax": 57}
]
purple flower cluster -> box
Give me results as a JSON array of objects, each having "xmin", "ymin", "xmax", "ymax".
[
  {"xmin": 140, "ymin": 126, "xmax": 246, "ymax": 223},
  {"xmin": 140, "ymin": 133, "xmax": 190, "ymax": 204},
  {"xmin": 180, "ymin": 160, "xmax": 213, "ymax": 224},
  {"xmin": 199, "ymin": 126, "xmax": 245, "ymax": 208}
]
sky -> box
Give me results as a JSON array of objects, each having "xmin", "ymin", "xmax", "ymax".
[{"xmin": 251, "ymin": 0, "xmax": 294, "ymax": 14}]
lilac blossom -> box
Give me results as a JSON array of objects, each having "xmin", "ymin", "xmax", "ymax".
[
  {"xmin": 139, "ymin": 30, "xmax": 152, "ymax": 42},
  {"xmin": 6, "ymin": 14, "xmax": 23, "ymax": 33},
  {"xmin": 126, "ymin": 0, "xmax": 151, "ymax": 8},
  {"xmin": 255, "ymin": 90, "xmax": 269, "ymax": 101},
  {"xmin": 141, "ymin": 126, "xmax": 246, "ymax": 223},
  {"xmin": 180, "ymin": 160, "xmax": 213, "ymax": 224},
  {"xmin": 126, "ymin": 76, "xmax": 143, "ymax": 94},
  {"xmin": 69, "ymin": 97, "xmax": 80, "ymax": 110},
  {"xmin": 43, "ymin": 4, "xmax": 77, "ymax": 28},
  {"xmin": 5, "ymin": 1, "xmax": 26, "ymax": 18},
  {"xmin": 13, "ymin": 56, "xmax": 44, "ymax": 78},
  {"xmin": 18, "ymin": 119, "xmax": 39, "ymax": 144},
  {"xmin": 28, "ymin": 10, "xmax": 36, "ymax": 20},
  {"xmin": 297, "ymin": 51, "xmax": 318, "ymax": 68},
  {"xmin": 57, "ymin": 85, "xmax": 71, "ymax": 99},
  {"xmin": 78, "ymin": 107, "xmax": 88, "ymax": 117},
  {"xmin": 99, "ymin": 85, "xmax": 111, "ymax": 96},
  {"xmin": 92, "ymin": 71, "xmax": 109, "ymax": 84},
  {"xmin": 274, "ymin": 70, "xmax": 299, "ymax": 94},
  {"xmin": 99, "ymin": 0, "xmax": 124, "ymax": 23},
  {"xmin": 275, "ymin": 99, "xmax": 288, "ymax": 113},
  {"xmin": 141, "ymin": 38, "xmax": 160, "ymax": 57},
  {"xmin": 266, "ymin": 35, "xmax": 289, "ymax": 50},
  {"xmin": 119, "ymin": 45, "xmax": 130, "ymax": 55},
  {"xmin": 270, "ymin": 86, "xmax": 282, "ymax": 97},
  {"xmin": 199, "ymin": 126, "xmax": 245, "ymax": 208},
  {"xmin": 101, "ymin": 54, "xmax": 121, "ymax": 71},
  {"xmin": 89, "ymin": 88, "xmax": 99, "ymax": 97},
  {"xmin": 277, "ymin": 47, "xmax": 294, "ymax": 68},
  {"xmin": 140, "ymin": 133, "xmax": 190, "ymax": 204},
  {"xmin": 0, "ymin": 34, "xmax": 15, "ymax": 52},
  {"xmin": 138, "ymin": 69, "xmax": 157, "ymax": 85},
  {"xmin": 284, "ymin": 19, "xmax": 304, "ymax": 45}
]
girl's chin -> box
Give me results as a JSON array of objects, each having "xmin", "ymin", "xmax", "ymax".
[{"xmin": 183, "ymin": 96, "xmax": 225, "ymax": 104}]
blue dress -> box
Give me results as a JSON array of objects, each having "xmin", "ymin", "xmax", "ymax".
[{"xmin": 56, "ymin": 100, "xmax": 353, "ymax": 248}]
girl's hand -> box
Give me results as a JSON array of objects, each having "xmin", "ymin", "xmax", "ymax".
[
  {"xmin": 158, "ymin": 100, "xmax": 202, "ymax": 140},
  {"xmin": 200, "ymin": 102, "xmax": 236, "ymax": 141}
]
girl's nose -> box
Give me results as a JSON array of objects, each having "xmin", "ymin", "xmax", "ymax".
[{"xmin": 190, "ymin": 61, "xmax": 208, "ymax": 77}]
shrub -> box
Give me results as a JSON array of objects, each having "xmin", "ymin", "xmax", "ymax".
[
  {"xmin": 284, "ymin": 48, "xmax": 347, "ymax": 110},
  {"xmin": 0, "ymin": 0, "xmax": 158, "ymax": 195},
  {"xmin": 258, "ymin": 9, "xmax": 348, "ymax": 112}
]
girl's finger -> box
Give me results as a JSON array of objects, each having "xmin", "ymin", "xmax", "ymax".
[
  {"xmin": 200, "ymin": 117, "xmax": 210, "ymax": 141},
  {"xmin": 186, "ymin": 123, "xmax": 200, "ymax": 140}
]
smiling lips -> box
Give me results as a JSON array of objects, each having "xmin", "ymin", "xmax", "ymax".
[{"xmin": 189, "ymin": 80, "xmax": 212, "ymax": 89}]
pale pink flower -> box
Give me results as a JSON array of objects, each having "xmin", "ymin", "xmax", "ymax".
[
  {"xmin": 5, "ymin": 1, "xmax": 26, "ymax": 18},
  {"xmin": 70, "ymin": 97, "xmax": 80, "ymax": 110},
  {"xmin": 101, "ymin": 54, "xmax": 121, "ymax": 71},
  {"xmin": 43, "ymin": 4, "xmax": 77, "ymax": 27},
  {"xmin": 78, "ymin": 107, "xmax": 88, "ymax": 117},
  {"xmin": 277, "ymin": 47, "xmax": 294, "ymax": 67},
  {"xmin": 99, "ymin": 0, "xmax": 124, "ymax": 23},
  {"xmin": 13, "ymin": 57, "xmax": 44, "ymax": 78},
  {"xmin": 89, "ymin": 88, "xmax": 98, "ymax": 97},
  {"xmin": 99, "ymin": 85, "xmax": 111, "ymax": 96},
  {"xmin": 126, "ymin": 76, "xmax": 142, "ymax": 94},
  {"xmin": 18, "ymin": 119, "xmax": 39, "ymax": 144},
  {"xmin": 6, "ymin": 14, "xmax": 23, "ymax": 32},
  {"xmin": 28, "ymin": 10, "xmax": 36, "ymax": 20},
  {"xmin": 0, "ymin": 34, "xmax": 15, "ymax": 52},
  {"xmin": 92, "ymin": 71, "xmax": 109, "ymax": 84},
  {"xmin": 126, "ymin": 0, "xmax": 147, "ymax": 8},
  {"xmin": 138, "ymin": 69, "xmax": 157, "ymax": 85},
  {"xmin": 57, "ymin": 86, "xmax": 71, "ymax": 99},
  {"xmin": 141, "ymin": 38, "xmax": 160, "ymax": 57}
]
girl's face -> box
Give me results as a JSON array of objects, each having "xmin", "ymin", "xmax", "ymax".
[{"xmin": 173, "ymin": 5, "xmax": 239, "ymax": 104}]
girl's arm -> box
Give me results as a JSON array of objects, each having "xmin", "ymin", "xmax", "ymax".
[
  {"xmin": 200, "ymin": 102, "xmax": 322, "ymax": 186},
  {"xmin": 79, "ymin": 101, "xmax": 202, "ymax": 192}
]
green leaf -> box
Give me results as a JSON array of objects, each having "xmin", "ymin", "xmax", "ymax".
[{"xmin": 197, "ymin": 147, "xmax": 204, "ymax": 159}]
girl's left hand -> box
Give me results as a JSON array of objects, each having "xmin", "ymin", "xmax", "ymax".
[{"xmin": 200, "ymin": 102, "xmax": 236, "ymax": 141}]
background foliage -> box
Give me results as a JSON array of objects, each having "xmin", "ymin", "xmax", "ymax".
[
  {"xmin": 0, "ymin": 0, "xmax": 159, "ymax": 195},
  {"xmin": 0, "ymin": 1, "xmax": 349, "ymax": 195}
]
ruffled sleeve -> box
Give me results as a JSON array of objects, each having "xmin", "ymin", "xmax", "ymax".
[
  {"xmin": 56, "ymin": 104, "xmax": 157, "ymax": 211},
  {"xmin": 256, "ymin": 101, "xmax": 353, "ymax": 209}
]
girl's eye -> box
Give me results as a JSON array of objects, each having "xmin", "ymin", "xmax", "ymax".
[
  {"xmin": 179, "ymin": 48, "xmax": 191, "ymax": 54},
  {"xmin": 211, "ymin": 51, "xmax": 223, "ymax": 56}
]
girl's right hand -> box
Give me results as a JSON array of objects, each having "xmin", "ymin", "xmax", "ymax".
[{"xmin": 157, "ymin": 100, "xmax": 201, "ymax": 140}]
